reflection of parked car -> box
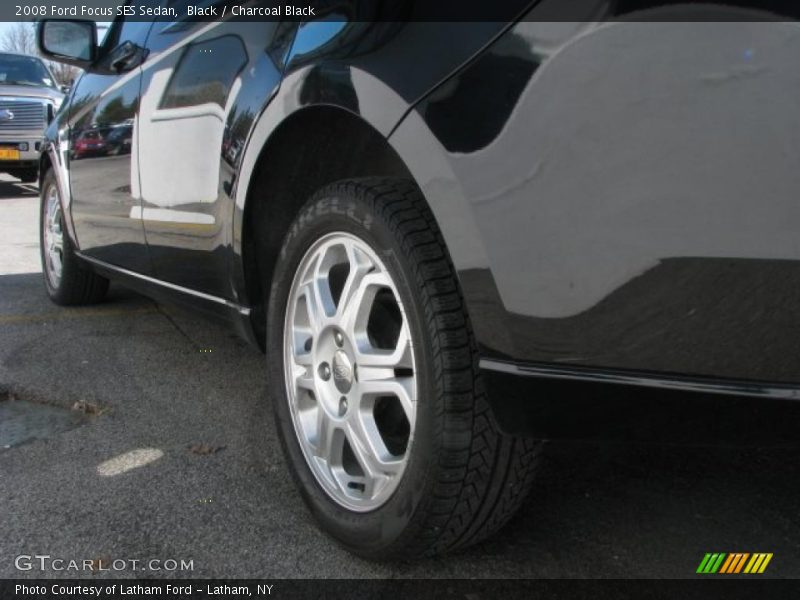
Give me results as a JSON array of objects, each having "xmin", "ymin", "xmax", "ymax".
[
  {"xmin": 105, "ymin": 125, "xmax": 132, "ymax": 155},
  {"xmin": 0, "ymin": 52, "xmax": 65, "ymax": 182},
  {"xmin": 71, "ymin": 130, "xmax": 107, "ymax": 159}
]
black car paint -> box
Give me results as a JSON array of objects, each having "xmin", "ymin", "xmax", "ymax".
[
  {"xmin": 65, "ymin": 18, "xmax": 154, "ymax": 274},
  {"xmin": 404, "ymin": 16, "xmax": 800, "ymax": 385},
  {"xmin": 40, "ymin": 1, "xmax": 800, "ymax": 441}
]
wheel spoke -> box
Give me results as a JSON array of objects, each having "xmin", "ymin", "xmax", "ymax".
[
  {"xmin": 340, "ymin": 271, "xmax": 392, "ymax": 339},
  {"xmin": 335, "ymin": 242, "xmax": 374, "ymax": 319},
  {"xmin": 345, "ymin": 418, "xmax": 402, "ymax": 491},
  {"xmin": 357, "ymin": 377, "xmax": 416, "ymax": 427},
  {"xmin": 298, "ymin": 280, "xmax": 326, "ymax": 335},
  {"xmin": 293, "ymin": 351, "xmax": 313, "ymax": 367},
  {"xmin": 315, "ymin": 409, "xmax": 340, "ymax": 463},
  {"xmin": 355, "ymin": 326, "xmax": 412, "ymax": 369},
  {"xmin": 293, "ymin": 363, "xmax": 315, "ymax": 392}
]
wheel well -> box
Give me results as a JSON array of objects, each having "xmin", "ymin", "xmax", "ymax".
[{"xmin": 242, "ymin": 106, "xmax": 414, "ymax": 348}]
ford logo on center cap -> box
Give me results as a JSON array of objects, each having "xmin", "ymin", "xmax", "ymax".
[
  {"xmin": 332, "ymin": 349, "xmax": 353, "ymax": 394},
  {"xmin": 0, "ymin": 109, "xmax": 14, "ymax": 121}
]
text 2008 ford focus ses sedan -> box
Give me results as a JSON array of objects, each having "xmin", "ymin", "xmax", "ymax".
[{"xmin": 36, "ymin": 1, "xmax": 800, "ymax": 559}]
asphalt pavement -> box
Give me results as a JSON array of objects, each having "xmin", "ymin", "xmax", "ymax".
[{"xmin": 1, "ymin": 174, "xmax": 799, "ymax": 579}]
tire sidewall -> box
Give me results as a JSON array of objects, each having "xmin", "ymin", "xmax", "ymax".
[
  {"xmin": 266, "ymin": 187, "xmax": 442, "ymax": 557},
  {"xmin": 40, "ymin": 170, "xmax": 77, "ymax": 303},
  {"xmin": 40, "ymin": 170, "xmax": 62, "ymax": 300}
]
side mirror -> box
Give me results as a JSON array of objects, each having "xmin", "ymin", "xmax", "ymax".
[
  {"xmin": 60, "ymin": 85, "xmax": 71, "ymax": 94},
  {"xmin": 38, "ymin": 20, "xmax": 98, "ymax": 70}
]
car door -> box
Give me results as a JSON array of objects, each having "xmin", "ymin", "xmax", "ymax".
[
  {"xmin": 136, "ymin": 3, "xmax": 288, "ymax": 298},
  {"xmin": 67, "ymin": 11, "xmax": 158, "ymax": 274}
]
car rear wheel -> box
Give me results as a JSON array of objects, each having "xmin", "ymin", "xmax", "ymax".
[
  {"xmin": 40, "ymin": 169, "xmax": 109, "ymax": 305},
  {"xmin": 266, "ymin": 178, "xmax": 541, "ymax": 559}
]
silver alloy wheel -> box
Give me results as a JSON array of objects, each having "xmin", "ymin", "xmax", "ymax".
[
  {"xmin": 283, "ymin": 232, "xmax": 417, "ymax": 512},
  {"xmin": 43, "ymin": 183, "xmax": 64, "ymax": 288}
]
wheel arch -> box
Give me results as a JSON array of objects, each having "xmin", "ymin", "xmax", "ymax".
[
  {"xmin": 236, "ymin": 104, "xmax": 415, "ymax": 348},
  {"xmin": 39, "ymin": 135, "xmax": 80, "ymax": 249}
]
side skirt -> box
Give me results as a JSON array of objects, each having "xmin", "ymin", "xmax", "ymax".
[
  {"xmin": 482, "ymin": 359, "xmax": 800, "ymax": 446},
  {"xmin": 76, "ymin": 252, "xmax": 261, "ymax": 349}
]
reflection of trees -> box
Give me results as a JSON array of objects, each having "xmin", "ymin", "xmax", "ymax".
[
  {"xmin": 162, "ymin": 81, "xmax": 228, "ymax": 109},
  {"xmin": 299, "ymin": 64, "xmax": 357, "ymax": 110},
  {"xmin": 230, "ymin": 107, "xmax": 254, "ymax": 140},
  {"xmin": 96, "ymin": 96, "xmax": 136, "ymax": 126},
  {"xmin": 0, "ymin": 22, "xmax": 81, "ymax": 85},
  {"xmin": 68, "ymin": 94, "xmax": 93, "ymax": 121},
  {"xmin": 161, "ymin": 35, "xmax": 248, "ymax": 110},
  {"xmin": 1, "ymin": 22, "xmax": 36, "ymax": 55}
]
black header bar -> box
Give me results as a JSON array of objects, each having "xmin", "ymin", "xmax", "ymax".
[{"xmin": 5, "ymin": 0, "xmax": 799, "ymax": 23}]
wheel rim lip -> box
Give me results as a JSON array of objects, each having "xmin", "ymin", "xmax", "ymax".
[
  {"xmin": 282, "ymin": 231, "xmax": 417, "ymax": 513},
  {"xmin": 43, "ymin": 183, "xmax": 63, "ymax": 288}
]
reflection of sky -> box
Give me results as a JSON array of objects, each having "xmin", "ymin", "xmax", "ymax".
[
  {"xmin": 289, "ymin": 18, "xmax": 346, "ymax": 59},
  {"xmin": 98, "ymin": 22, "xmax": 111, "ymax": 44}
]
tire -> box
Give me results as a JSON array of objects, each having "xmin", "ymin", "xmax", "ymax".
[
  {"xmin": 39, "ymin": 169, "xmax": 109, "ymax": 305},
  {"xmin": 266, "ymin": 177, "xmax": 540, "ymax": 559},
  {"xmin": 16, "ymin": 168, "xmax": 38, "ymax": 183}
]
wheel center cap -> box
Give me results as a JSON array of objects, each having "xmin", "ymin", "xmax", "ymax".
[{"xmin": 332, "ymin": 349, "xmax": 353, "ymax": 394}]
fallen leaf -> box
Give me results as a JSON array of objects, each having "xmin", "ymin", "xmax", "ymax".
[
  {"xmin": 72, "ymin": 400, "xmax": 106, "ymax": 416},
  {"xmin": 188, "ymin": 444, "xmax": 225, "ymax": 456}
]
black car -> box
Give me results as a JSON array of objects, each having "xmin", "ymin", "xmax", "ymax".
[{"xmin": 36, "ymin": 4, "xmax": 800, "ymax": 559}]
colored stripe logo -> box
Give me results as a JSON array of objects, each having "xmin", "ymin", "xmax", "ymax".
[{"xmin": 696, "ymin": 553, "xmax": 773, "ymax": 574}]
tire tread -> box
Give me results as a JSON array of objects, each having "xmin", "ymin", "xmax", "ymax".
[{"xmin": 319, "ymin": 178, "xmax": 541, "ymax": 557}]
